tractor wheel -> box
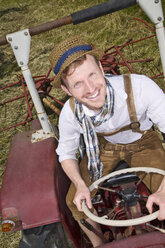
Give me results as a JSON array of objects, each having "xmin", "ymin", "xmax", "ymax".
[
  {"xmin": 19, "ymin": 222, "xmax": 72, "ymax": 248},
  {"xmin": 43, "ymin": 222, "xmax": 72, "ymax": 248}
]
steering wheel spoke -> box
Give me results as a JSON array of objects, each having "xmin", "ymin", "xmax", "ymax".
[
  {"xmin": 136, "ymin": 194, "xmax": 148, "ymax": 199},
  {"xmin": 135, "ymin": 172, "xmax": 147, "ymax": 189},
  {"xmin": 98, "ymin": 185, "xmax": 122, "ymax": 196}
]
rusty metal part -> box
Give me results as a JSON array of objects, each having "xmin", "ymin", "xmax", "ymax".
[
  {"xmin": 0, "ymin": 16, "xmax": 72, "ymax": 46},
  {"xmin": 31, "ymin": 129, "xmax": 55, "ymax": 143},
  {"xmin": 29, "ymin": 16, "xmax": 72, "ymax": 37}
]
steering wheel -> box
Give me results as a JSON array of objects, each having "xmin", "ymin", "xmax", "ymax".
[{"xmin": 82, "ymin": 167, "xmax": 165, "ymax": 227}]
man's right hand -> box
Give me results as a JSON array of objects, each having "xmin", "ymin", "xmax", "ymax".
[
  {"xmin": 73, "ymin": 184, "xmax": 92, "ymax": 211},
  {"xmin": 61, "ymin": 159, "xmax": 93, "ymax": 211}
]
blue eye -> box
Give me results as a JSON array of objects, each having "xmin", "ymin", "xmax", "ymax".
[
  {"xmin": 74, "ymin": 82, "xmax": 82, "ymax": 89},
  {"xmin": 90, "ymin": 72, "xmax": 96, "ymax": 77}
]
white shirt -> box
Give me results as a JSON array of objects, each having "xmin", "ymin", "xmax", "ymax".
[{"xmin": 56, "ymin": 74, "xmax": 165, "ymax": 163}]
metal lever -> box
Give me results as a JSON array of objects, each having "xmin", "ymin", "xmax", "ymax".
[
  {"xmin": 137, "ymin": 0, "xmax": 165, "ymax": 78},
  {"xmin": 6, "ymin": 29, "xmax": 53, "ymax": 139}
]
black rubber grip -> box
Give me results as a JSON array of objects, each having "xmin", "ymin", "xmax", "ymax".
[{"xmin": 71, "ymin": 0, "xmax": 137, "ymax": 25}]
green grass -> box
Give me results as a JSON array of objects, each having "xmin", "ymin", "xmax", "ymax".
[{"xmin": 0, "ymin": 0, "xmax": 165, "ymax": 247}]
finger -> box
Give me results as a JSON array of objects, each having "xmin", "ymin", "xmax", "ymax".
[
  {"xmin": 158, "ymin": 206, "xmax": 163, "ymax": 220},
  {"xmin": 158, "ymin": 213, "xmax": 163, "ymax": 221},
  {"xmin": 158, "ymin": 203, "xmax": 165, "ymax": 220},
  {"xmin": 146, "ymin": 197, "xmax": 153, "ymax": 214},
  {"xmin": 85, "ymin": 195, "xmax": 92, "ymax": 209}
]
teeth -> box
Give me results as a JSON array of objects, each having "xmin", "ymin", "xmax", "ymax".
[{"xmin": 88, "ymin": 91, "xmax": 99, "ymax": 99}]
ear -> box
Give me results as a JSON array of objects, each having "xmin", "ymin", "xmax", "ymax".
[
  {"xmin": 61, "ymin": 84, "xmax": 72, "ymax": 96},
  {"xmin": 98, "ymin": 61, "xmax": 104, "ymax": 75}
]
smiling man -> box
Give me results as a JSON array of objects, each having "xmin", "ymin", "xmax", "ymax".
[
  {"xmin": 49, "ymin": 36, "xmax": 165, "ymax": 247},
  {"xmin": 60, "ymin": 54, "xmax": 107, "ymax": 112}
]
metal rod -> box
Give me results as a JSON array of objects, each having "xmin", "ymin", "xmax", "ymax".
[
  {"xmin": 0, "ymin": 16, "xmax": 72, "ymax": 46},
  {"xmin": 114, "ymin": 46, "xmax": 135, "ymax": 73},
  {"xmin": 0, "ymin": 120, "xmax": 32, "ymax": 133},
  {"xmin": 20, "ymin": 77, "xmax": 33, "ymax": 119},
  {"xmin": 21, "ymin": 66, "xmax": 52, "ymax": 133},
  {"xmin": 155, "ymin": 22, "xmax": 165, "ymax": 78}
]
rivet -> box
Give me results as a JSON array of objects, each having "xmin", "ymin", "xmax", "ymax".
[
  {"xmin": 14, "ymin": 46, "xmax": 18, "ymax": 50},
  {"xmin": 157, "ymin": 17, "xmax": 162, "ymax": 21},
  {"xmin": 8, "ymin": 37, "xmax": 12, "ymax": 42},
  {"xmin": 24, "ymin": 31, "xmax": 28, "ymax": 36},
  {"xmin": 20, "ymin": 61, "xmax": 24, "ymax": 65}
]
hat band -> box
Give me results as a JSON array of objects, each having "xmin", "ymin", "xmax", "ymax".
[{"xmin": 54, "ymin": 44, "xmax": 92, "ymax": 75}]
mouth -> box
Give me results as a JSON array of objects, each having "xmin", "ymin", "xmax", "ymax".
[{"xmin": 87, "ymin": 90, "xmax": 99, "ymax": 99}]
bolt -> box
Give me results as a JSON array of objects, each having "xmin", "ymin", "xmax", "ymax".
[
  {"xmin": 14, "ymin": 46, "xmax": 18, "ymax": 50},
  {"xmin": 20, "ymin": 61, "xmax": 24, "ymax": 65},
  {"xmin": 157, "ymin": 17, "xmax": 162, "ymax": 21},
  {"xmin": 41, "ymin": 117, "xmax": 44, "ymax": 120},
  {"xmin": 24, "ymin": 31, "xmax": 28, "ymax": 36},
  {"xmin": 155, "ymin": 0, "xmax": 159, "ymax": 3},
  {"xmin": 8, "ymin": 37, "xmax": 12, "ymax": 42}
]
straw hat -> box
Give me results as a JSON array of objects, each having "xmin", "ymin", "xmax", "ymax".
[{"xmin": 49, "ymin": 36, "xmax": 104, "ymax": 87}]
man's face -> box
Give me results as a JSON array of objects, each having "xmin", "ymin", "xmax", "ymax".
[{"xmin": 61, "ymin": 54, "xmax": 106, "ymax": 112}]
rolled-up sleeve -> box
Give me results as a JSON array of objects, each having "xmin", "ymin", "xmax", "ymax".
[
  {"xmin": 56, "ymin": 100, "xmax": 82, "ymax": 162},
  {"xmin": 140, "ymin": 75, "xmax": 165, "ymax": 132}
]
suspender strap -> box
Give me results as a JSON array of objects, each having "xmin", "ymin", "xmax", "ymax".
[
  {"xmin": 97, "ymin": 74, "xmax": 142, "ymax": 137},
  {"xmin": 123, "ymin": 74, "xmax": 141, "ymax": 132},
  {"xmin": 96, "ymin": 123, "xmax": 142, "ymax": 136}
]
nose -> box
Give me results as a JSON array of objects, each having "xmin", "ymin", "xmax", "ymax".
[{"xmin": 84, "ymin": 79, "xmax": 95, "ymax": 93}]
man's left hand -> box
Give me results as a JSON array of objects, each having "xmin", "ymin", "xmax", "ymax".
[{"xmin": 146, "ymin": 189, "xmax": 165, "ymax": 220}]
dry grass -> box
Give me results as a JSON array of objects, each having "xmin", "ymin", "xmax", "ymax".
[{"xmin": 0, "ymin": 0, "xmax": 165, "ymax": 247}]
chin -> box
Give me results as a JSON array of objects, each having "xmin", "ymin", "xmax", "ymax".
[{"xmin": 90, "ymin": 104, "xmax": 103, "ymax": 112}]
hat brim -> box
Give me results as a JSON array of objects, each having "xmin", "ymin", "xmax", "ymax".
[{"xmin": 52, "ymin": 48, "xmax": 104, "ymax": 88}]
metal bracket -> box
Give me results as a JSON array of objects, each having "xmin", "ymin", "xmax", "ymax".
[
  {"xmin": 137, "ymin": 0, "xmax": 164, "ymax": 24},
  {"xmin": 6, "ymin": 29, "xmax": 31, "ymax": 67}
]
